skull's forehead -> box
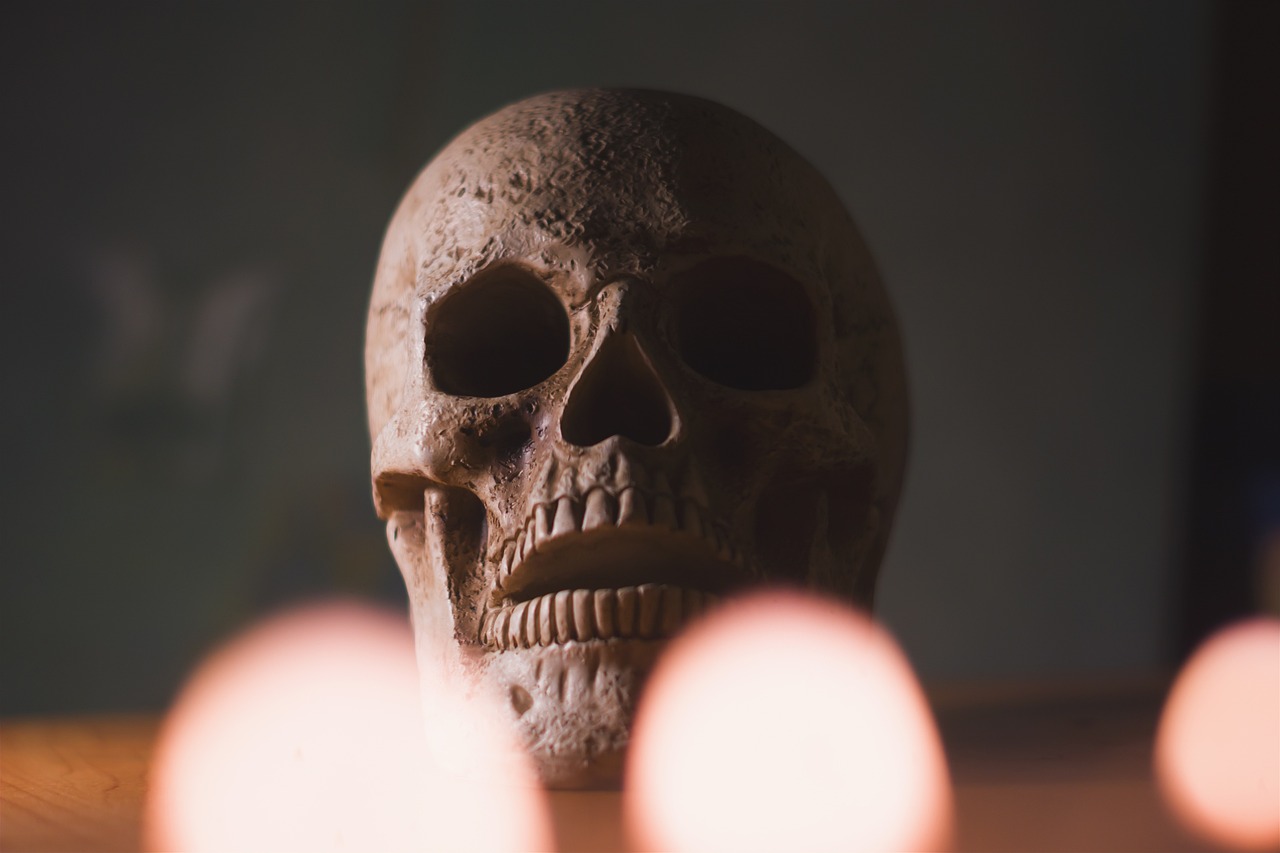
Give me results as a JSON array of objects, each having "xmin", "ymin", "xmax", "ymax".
[{"xmin": 392, "ymin": 89, "xmax": 850, "ymax": 298}]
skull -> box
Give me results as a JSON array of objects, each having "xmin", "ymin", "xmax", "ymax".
[{"xmin": 366, "ymin": 89, "xmax": 908, "ymax": 788}]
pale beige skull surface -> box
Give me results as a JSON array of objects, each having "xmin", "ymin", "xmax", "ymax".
[{"xmin": 366, "ymin": 89, "xmax": 908, "ymax": 788}]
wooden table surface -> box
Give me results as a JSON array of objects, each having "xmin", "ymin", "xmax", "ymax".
[{"xmin": 1, "ymin": 678, "xmax": 1212, "ymax": 852}]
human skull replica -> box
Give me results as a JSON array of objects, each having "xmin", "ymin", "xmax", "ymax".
[{"xmin": 366, "ymin": 89, "xmax": 907, "ymax": 788}]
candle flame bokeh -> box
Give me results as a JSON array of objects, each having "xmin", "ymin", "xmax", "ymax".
[
  {"xmin": 1155, "ymin": 617, "xmax": 1280, "ymax": 851},
  {"xmin": 625, "ymin": 590, "xmax": 953, "ymax": 853},
  {"xmin": 144, "ymin": 600, "xmax": 551, "ymax": 852}
]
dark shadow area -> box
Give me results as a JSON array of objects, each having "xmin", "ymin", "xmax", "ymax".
[
  {"xmin": 1177, "ymin": 0, "xmax": 1280, "ymax": 656},
  {"xmin": 428, "ymin": 265, "xmax": 571, "ymax": 398}
]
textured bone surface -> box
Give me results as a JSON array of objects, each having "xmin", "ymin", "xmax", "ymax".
[{"xmin": 366, "ymin": 88, "xmax": 908, "ymax": 788}]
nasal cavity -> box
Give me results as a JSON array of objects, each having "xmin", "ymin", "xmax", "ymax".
[{"xmin": 560, "ymin": 334, "xmax": 674, "ymax": 447}]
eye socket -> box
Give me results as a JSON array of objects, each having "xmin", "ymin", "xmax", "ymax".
[
  {"xmin": 673, "ymin": 257, "xmax": 817, "ymax": 390},
  {"xmin": 427, "ymin": 265, "xmax": 570, "ymax": 397}
]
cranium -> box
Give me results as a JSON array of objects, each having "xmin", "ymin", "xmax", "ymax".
[{"xmin": 366, "ymin": 89, "xmax": 907, "ymax": 788}]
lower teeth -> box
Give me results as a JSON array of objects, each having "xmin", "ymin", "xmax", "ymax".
[{"xmin": 482, "ymin": 584, "xmax": 718, "ymax": 649}]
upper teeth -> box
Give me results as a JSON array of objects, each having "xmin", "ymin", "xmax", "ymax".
[{"xmin": 492, "ymin": 485, "xmax": 746, "ymax": 588}]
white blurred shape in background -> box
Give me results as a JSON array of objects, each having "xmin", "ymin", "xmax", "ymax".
[
  {"xmin": 1156, "ymin": 617, "xmax": 1280, "ymax": 852},
  {"xmin": 626, "ymin": 590, "xmax": 952, "ymax": 853},
  {"xmin": 145, "ymin": 600, "xmax": 551, "ymax": 852}
]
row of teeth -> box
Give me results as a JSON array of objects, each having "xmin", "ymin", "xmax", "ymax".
[
  {"xmin": 479, "ymin": 584, "xmax": 721, "ymax": 649},
  {"xmin": 492, "ymin": 484, "xmax": 748, "ymax": 588},
  {"xmin": 530, "ymin": 455, "xmax": 698, "ymax": 507}
]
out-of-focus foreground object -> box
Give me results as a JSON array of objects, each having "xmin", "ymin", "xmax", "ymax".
[
  {"xmin": 4, "ymin": 679, "xmax": 1221, "ymax": 852},
  {"xmin": 624, "ymin": 590, "xmax": 951, "ymax": 852},
  {"xmin": 143, "ymin": 600, "xmax": 551, "ymax": 852},
  {"xmin": 1155, "ymin": 617, "xmax": 1280, "ymax": 851}
]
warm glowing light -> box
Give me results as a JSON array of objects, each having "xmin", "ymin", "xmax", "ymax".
[
  {"xmin": 626, "ymin": 590, "xmax": 952, "ymax": 853},
  {"xmin": 1155, "ymin": 617, "xmax": 1280, "ymax": 851},
  {"xmin": 145, "ymin": 600, "xmax": 551, "ymax": 852}
]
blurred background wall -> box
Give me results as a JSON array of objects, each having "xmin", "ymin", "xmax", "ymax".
[{"xmin": 5, "ymin": 1, "xmax": 1269, "ymax": 716}]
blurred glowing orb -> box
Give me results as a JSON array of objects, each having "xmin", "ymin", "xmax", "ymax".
[
  {"xmin": 1156, "ymin": 617, "xmax": 1280, "ymax": 851},
  {"xmin": 626, "ymin": 590, "xmax": 952, "ymax": 853},
  {"xmin": 145, "ymin": 600, "xmax": 550, "ymax": 852}
]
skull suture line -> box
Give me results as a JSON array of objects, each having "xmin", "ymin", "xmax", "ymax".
[{"xmin": 366, "ymin": 90, "xmax": 908, "ymax": 788}]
